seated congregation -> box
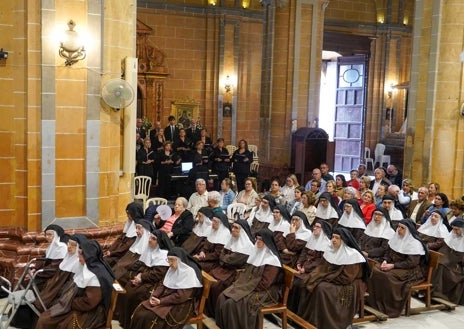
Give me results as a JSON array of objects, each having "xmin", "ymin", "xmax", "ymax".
[{"xmin": 8, "ymin": 169, "xmax": 464, "ymax": 329}]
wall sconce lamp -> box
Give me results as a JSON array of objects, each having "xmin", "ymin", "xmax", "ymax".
[
  {"xmin": 0, "ymin": 48, "xmax": 8, "ymax": 60},
  {"xmin": 208, "ymin": 0, "xmax": 217, "ymax": 6},
  {"xmin": 224, "ymin": 75, "xmax": 232, "ymax": 94},
  {"xmin": 59, "ymin": 20, "xmax": 86, "ymax": 66},
  {"xmin": 377, "ymin": 14, "xmax": 385, "ymax": 24},
  {"xmin": 386, "ymin": 83, "xmax": 394, "ymax": 99},
  {"xmin": 403, "ymin": 16, "xmax": 409, "ymax": 26}
]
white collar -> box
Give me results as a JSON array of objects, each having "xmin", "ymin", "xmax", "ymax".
[
  {"xmin": 73, "ymin": 263, "xmax": 100, "ymax": 288},
  {"xmin": 247, "ymin": 245, "xmax": 281, "ymax": 267},
  {"xmin": 316, "ymin": 204, "xmax": 339, "ymax": 220},
  {"xmin": 59, "ymin": 244, "xmax": 80, "ymax": 273},
  {"xmin": 338, "ymin": 211, "xmax": 366, "ymax": 230},
  {"xmin": 192, "ymin": 217, "xmax": 212, "ymax": 237},
  {"xmin": 163, "ymin": 257, "xmax": 202, "ymax": 289},
  {"xmin": 268, "ymin": 217, "xmax": 290, "ymax": 236},
  {"xmin": 323, "ymin": 241, "xmax": 366, "ymax": 265},
  {"xmin": 255, "ymin": 207, "xmax": 272, "ymax": 223},
  {"xmin": 389, "ymin": 208, "xmax": 404, "ymax": 221},
  {"xmin": 45, "ymin": 231, "xmax": 68, "ymax": 260},
  {"xmin": 388, "ymin": 229, "xmax": 425, "ymax": 255},
  {"xmin": 139, "ymin": 245, "xmax": 169, "ymax": 267},
  {"xmin": 207, "ymin": 221, "xmax": 231, "ymax": 244},
  {"xmin": 444, "ymin": 229, "xmax": 464, "ymax": 252},
  {"xmin": 305, "ymin": 231, "xmax": 331, "ymax": 251},
  {"xmin": 418, "ymin": 216, "xmax": 450, "ymax": 238},
  {"xmin": 364, "ymin": 216, "xmax": 395, "ymax": 240},
  {"xmin": 294, "ymin": 219, "xmax": 312, "ymax": 241},
  {"xmin": 123, "ymin": 219, "xmax": 137, "ymax": 238},
  {"xmin": 224, "ymin": 231, "xmax": 254, "ymax": 255},
  {"xmin": 129, "ymin": 227, "xmax": 151, "ymax": 255}
]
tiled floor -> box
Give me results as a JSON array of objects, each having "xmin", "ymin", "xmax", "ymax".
[{"xmin": 2, "ymin": 294, "xmax": 464, "ymax": 329}]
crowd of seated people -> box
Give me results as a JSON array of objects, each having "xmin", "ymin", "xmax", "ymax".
[{"xmin": 22, "ymin": 157, "xmax": 464, "ymax": 329}]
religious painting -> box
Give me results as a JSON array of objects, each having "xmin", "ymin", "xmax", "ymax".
[
  {"xmin": 170, "ymin": 98, "xmax": 200, "ymax": 130},
  {"xmin": 223, "ymin": 102, "xmax": 232, "ymax": 117}
]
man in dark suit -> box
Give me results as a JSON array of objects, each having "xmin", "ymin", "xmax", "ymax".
[
  {"xmin": 136, "ymin": 117, "xmax": 146, "ymax": 139},
  {"xmin": 186, "ymin": 119, "xmax": 201, "ymax": 143},
  {"xmin": 164, "ymin": 115, "xmax": 179, "ymax": 142},
  {"xmin": 407, "ymin": 186, "xmax": 432, "ymax": 224}
]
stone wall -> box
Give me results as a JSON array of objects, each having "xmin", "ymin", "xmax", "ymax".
[{"xmin": 0, "ymin": 225, "xmax": 122, "ymax": 286}]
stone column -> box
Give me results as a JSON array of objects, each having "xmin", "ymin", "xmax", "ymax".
[{"xmin": 405, "ymin": 0, "xmax": 464, "ymax": 197}]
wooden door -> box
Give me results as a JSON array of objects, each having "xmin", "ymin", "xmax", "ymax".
[{"xmin": 333, "ymin": 55, "xmax": 368, "ymax": 172}]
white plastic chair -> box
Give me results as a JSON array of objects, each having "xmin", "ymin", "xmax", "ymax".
[
  {"xmin": 250, "ymin": 161, "xmax": 259, "ymax": 174},
  {"xmin": 144, "ymin": 197, "xmax": 168, "ymax": 211},
  {"xmin": 225, "ymin": 144, "xmax": 237, "ymax": 155},
  {"xmin": 248, "ymin": 144, "xmax": 258, "ymax": 161},
  {"xmin": 364, "ymin": 147, "xmax": 374, "ymax": 170},
  {"xmin": 374, "ymin": 143, "xmax": 391, "ymax": 168},
  {"xmin": 227, "ymin": 203, "xmax": 247, "ymax": 223},
  {"xmin": 134, "ymin": 175, "xmax": 152, "ymax": 209}
]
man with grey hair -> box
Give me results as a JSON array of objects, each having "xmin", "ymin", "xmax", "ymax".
[
  {"xmin": 304, "ymin": 168, "xmax": 326, "ymax": 192},
  {"xmin": 207, "ymin": 190, "xmax": 222, "ymax": 213},
  {"xmin": 387, "ymin": 184, "xmax": 407, "ymax": 217},
  {"xmin": 187, "ymin": 178, "xmax": 209, "ymax": 217},
  {"xmin": 407, "ymin": 186, "xmax": 432, "ymax": 224}
]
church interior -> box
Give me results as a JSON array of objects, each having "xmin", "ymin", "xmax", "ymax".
[{"xmin": 0, "ymin": 0, "xmax": 464, "ymax": 306}]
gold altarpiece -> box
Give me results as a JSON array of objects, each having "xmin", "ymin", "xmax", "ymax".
[{"xmin": 136, "ymin": 19, "xmax": 169, "ymax": 122}]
